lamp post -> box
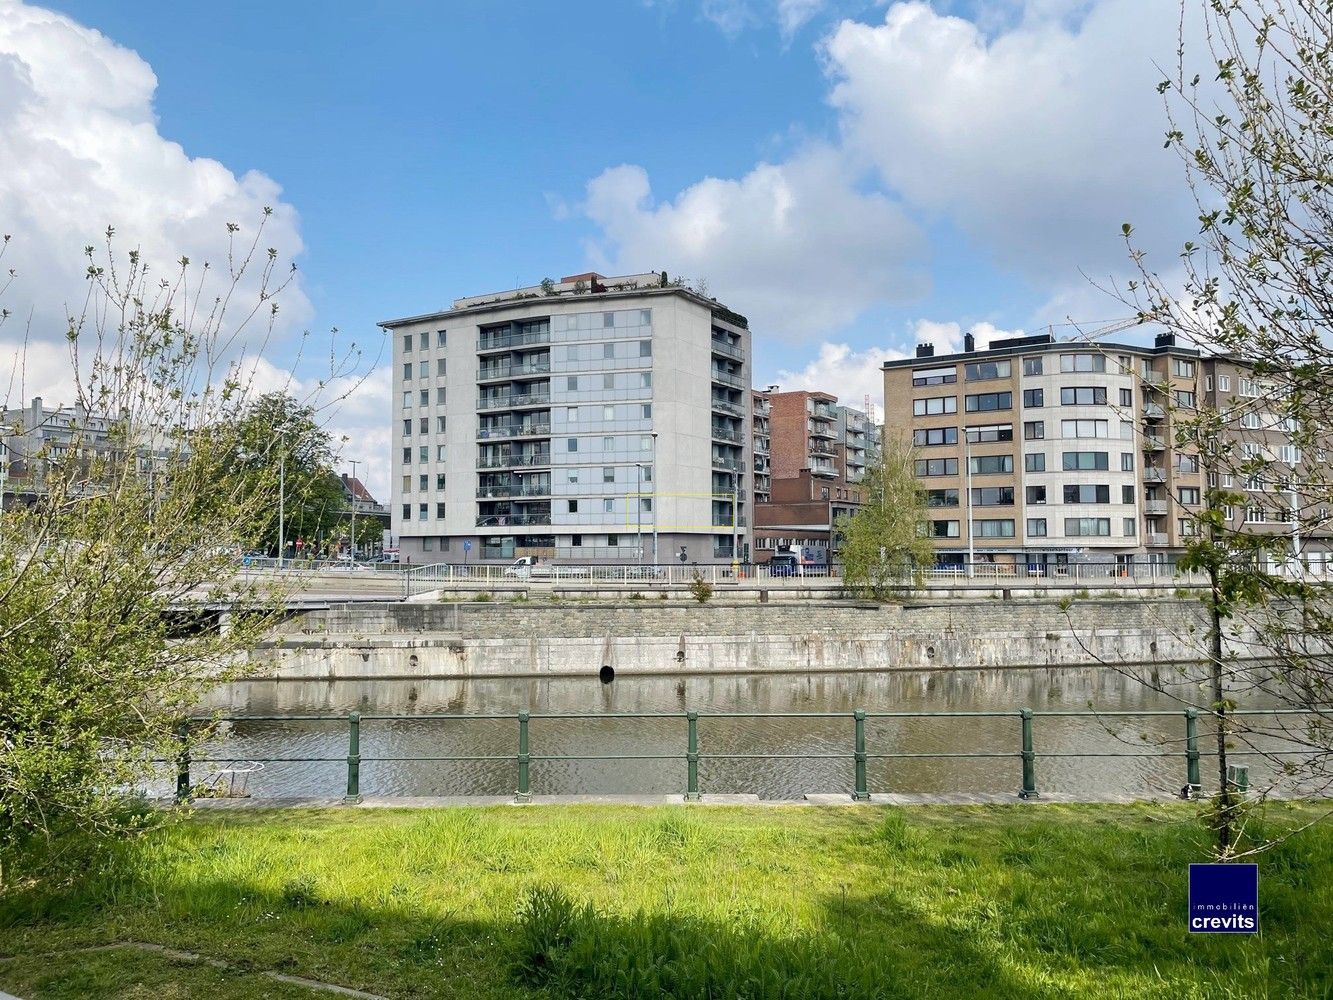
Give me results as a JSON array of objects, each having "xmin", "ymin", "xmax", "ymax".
[
  {"xmin": 349, "ymin": 458, "xmax": 360, "ymax": 562},
  {"xmin": 964, "ymin": 430, "xmax": 975, "ymax": 578},
  {"xmin": 732, "ymin": 466, "xmax": 740, "ymax": 573},
  {"xmin": 635, "ymin": 462, "xmax": 644, "ymax": 568},
  {"xmin": 651, "ymin": 431, "xmax": 659, "ymax": 565}
]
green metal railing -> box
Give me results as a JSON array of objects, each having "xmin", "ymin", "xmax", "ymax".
[{"xmin": 174, "ymin": 707, "xmax": 1325, "ymax": 804}]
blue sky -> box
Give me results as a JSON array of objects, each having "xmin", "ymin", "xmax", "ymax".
[{"xmin": 1, "ymin": 1, "xmax": 1200, "ymax": 496}]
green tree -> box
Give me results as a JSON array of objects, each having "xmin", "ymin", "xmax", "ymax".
[
  {"xmin": 0, "ymin": 220, "xmax": 361, "ymax": 883},
  {"xmin": 1112, "ymin": 0, "xmax": 1333, "ymax": 856},
  {"xmin": 835, "ymin": 441, "xmax": 934, "ymax": 599}
]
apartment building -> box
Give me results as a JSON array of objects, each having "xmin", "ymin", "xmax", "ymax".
[
  {"xmin": 883, "ymin": 332, "xmax": 1224, "ymax": 569},
  {"xmin": 753, "ymin": 389, "xmax": 874, "ymax": 564},
  {"xmin": 379, "ymin": 271, "xmax": 753, "ymax": 564},
  {"xmin": 752, "ymin": 389, "xmax": 771, "ymax": 504}
]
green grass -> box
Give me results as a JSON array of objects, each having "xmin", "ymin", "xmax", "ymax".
[{"xmin": 1, "ymin": 803, "xmax": 1330, "ymax": 999}]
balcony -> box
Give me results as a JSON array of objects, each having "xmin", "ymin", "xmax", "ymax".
[
  {"xmin": 710, "ymin": 368, "xmax": 744, "ymax": 389},
  {"xmin": 711, "ymin": 398, "xmax": 744, "ymax": 417},
  {"xmin": 1144, "ymin": 467, "xmax": 1167, "ymax": 484},
  {"xmin": 477, "ymin": 451, "xmax": 552, "ymax": 470},
  {"xmin": 811, "ymin": 462, "xmax": 836, "ymax": 478},
  {"xmin": 712, "ymin": 455, "xmax": 744, "ymax": 472},
  {"xmin": 808, "ymin": 421, "xmax": 836, "ymax": 439},
  {"xmin": 809, "ymin": 441, "xmax": 834, "ymax": 456},
  {"xmin": 710, "ymin": 337, "xmax": 744, "ymax": 361},
  {"xmin": 477, "ymin": 421, "xmax": 551, "ymax": 440},
  {"xmin": 476, "ymin": 481, "xmax": 552, "ymax": 499},
  {"xmin": 1144, "ymin": 499, "xmax": 1170, "ymax": 515},
  {"xmin": 477, "ymin": 329, "xmax": 549, "ymax": 353},
  {"xmin": 1147, "ymin": 532, "xmax": 1170, "ymax": 547},
  {"xmin": 1142, "ymin": 435, "xmax": 1166, "ymax": 451},
  {"xmin": 478, "ymin": 388, "xmax": 552, "ymax": 411},
  {"xmin": 711, "ymin": 425, "xmax": 742, "ymax": 444},
  {"xmin": 476, "ymin": 512, "xmax": 552, "ymax": 528},
  {"xmin": 1143, "ymin": 402, "xmax": 1166, "ymax": 420},
  {"xmin": 812, "ymin": 402, "xmax": 837, "ymax": 420},
  {"xmin": 477, "ymin": 359, "xmax": 552, "ymax": 382}
]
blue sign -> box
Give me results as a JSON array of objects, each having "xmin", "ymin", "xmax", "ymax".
[
  {"xmin": 1189, "ymin": 864, "xmax": 1258, "ymax": 933},
  {"xmin": 463, "ymin": 540, "xmax": 472, "ymax": 552}
]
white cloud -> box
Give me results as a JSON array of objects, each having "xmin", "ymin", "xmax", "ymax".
[
  {"xmin": 777, "ymin": 0, "xmax": 828, "ymax": 39},
  {"xmin": 693, "ymin": 0, "xmax": 828, "ymax": 39},
  {"xmin": 581, "ymin": 145, "xmax": 927, "ymax": 342},
  {"xmin": 823, "ymin": 0, "xmax": 1196, "ymax": 282},
  {"xmin": 0, "ymin": 2, "xmax": 311, "ymax": 406}
]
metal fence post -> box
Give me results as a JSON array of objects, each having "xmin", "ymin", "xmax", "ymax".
[
  {"xmin": 1018, "ymin": 708, "xmax": 1039, "ymax": 799},
  {"xmin": 853, "ymin": 709, "xmax": 869, "ymax": 801},
  {"xmin": 1184, "ymin": 707, "xmax": 1201, "ymax": 797},
  {"xmin": 517, "ymin": 710, "xmax": 531, "ymax": 803},
  {"xmin": 175, "ymin": 721, "xmax": 191, "ymax": 803},
  {"xmin": 685, "ymin": 711, "xmax": 700, "ymax": 801},
  {"xmin": 345, "ymin": 711, "xmax": 362, "ymax": 803}
]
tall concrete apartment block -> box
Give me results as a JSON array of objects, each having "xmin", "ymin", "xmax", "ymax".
[
  {"xmin": 752, "ymin": 389, "xmax": 874, "ymax": 563},
  {"xmin": 380, "ymin": 272, "xmax": 753, "ymax": 565}
]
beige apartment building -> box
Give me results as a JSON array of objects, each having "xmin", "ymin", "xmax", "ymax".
[{"xmin": 883, "ymin": 331, "xmax": 1332, "ymax": 571}]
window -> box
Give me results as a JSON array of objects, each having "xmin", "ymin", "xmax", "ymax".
[
  {"xmin": 1025, "ymin": 453, "xmax": 1046, "ymax": 472},
  {"xmin": 1027, "ymin": 518, "xmax": 1048, "ymax": 537},
  {"xmin": 1173, "ymin": 358, "xmax": 1197, "ymax": 378},
  {"xmin": 1246, "ymin": 505, "xmax": 1265, "ymax": 523},
  {"xmin": 642, "ymin": 404, "xmax": 652, "ymax": 419},
  {"xmin": 1119, "ymin": 387, "xmax": 1133, "ymax": 406},
  {"xmin": 915, "ymin": 458, "xmax": 959, "ymax": 477},
  {"xmin": 402, "ymin": 362, "xmax": 412, "ymax": 380},
  {"xmin": 419, "ymin": 417, "xmax": 429, "ymax": 434},
  {"xmin": 402, "ymin": 447, "xmax": 412, "ymax": 464},
  {"xmin": 1280, "ymin": 445, "xmax": 1301, "ymax": 465},
  {"xmin": 437, "ymin": 388, "xmax": 446, "ymax": 405},
  {"xmin": 437, "ymin": 416, "xmax": 447, "ymax": 433},
  {"xmin": 1117, "ymin": 485, "xmax": 1133, "ymax": 505},
  {"xmin": 418, "ymin": 503, "xmax": 427, "ymax": 520},
  {"xmin": 925, "ymin": 488, "xmax": 960, "ymax": 507},
  {"xmin": 423, "ymin": 538, "xmax": 434, "ymax": 552},
  {"xmin": 913, "ymin": 427, "xmax": 958, "ymax": 447},
  {"xmin": 1024, "ymin": 421, "xmax": 1045, "ymax": 440},
  {"xmin": 1065, "ymin": 517, "xmax": 1111, "ymax": 536},
  {"xmin": 602, "ymin": 342, "xmax": 615, "ymax": 360},
  {"xmin": 437, "ymin": 330, "xmax": 447, "ymax": 348},
  {"xmin": 603, "ymin": 374, "xmax": 615, "ymax": 389},
  {"xmin": 436, "ymin": 358, "xmax": 446, "ymax": 377},
  {"xmin": 403, "ymin": 334, "xmax": 413, "ymax": 353},
  {"xmin": 1023, "ymin": 357, "xmax": 1044, "ymax": 376},
  {"xmin": 437, "ymin": 445, "xmax": 447, "ymax": 461},
  {"xmin": 1179, "ymin": 517, "xmax": 1199, "ymax": 537},
  {"xmin": 401, "ymin": 504, "xmax": 410, "ymax": 520},
  {"xmin": 419, "ymin": 474, "xmax": 428, "ymax": 491},
  {"xmin": 1060, "ymin": 353, "xmax": 1106, "ymax": 373},
  {"xmin": 912, "ymin": 365, "xmax": 957, "ymax": 386},
  {"xmin": 603, "ymin": 405, "xmax": 615, "ymax": 421},
  {"xmin": 913, "ymin": 396, "xmax": 958, "ymax": 416},
  {"xmin": 607, "ymin": 534, "xmax": 620, "ymax": 547},
  {"xmin": 965, "ymin": 391, "xmax": 1012, "ymax": 412},
  {"xmin": 1205, "ymin": 375, "xmax": 1214, "ymax": 392},
  {"xmin": 1063, "ymin": 451, "xmax": 1109, "ymax": 471},
  {"xmin": 1178, "ymin": 487, "xmax": 1201, "ymax": 505},
  {"xmin": 403, "ymin": 419, "xmax": 412, "ymax": 436},
  {"xmin": 571, "ymin": 534, "xmax": 583, "ymax": 547},
  {"xmin": 970, "ymin": 454, "xmax": 1014, "ymax": 475},
  {"xmin": 641, "ymin": 498, "xmax": 653, "ymax": 512},
  {"xmin": 640, "ymin": 341, "xmax": 652, "ymax": 357},
  {"xmin": 604, "ymin": 436, "xmax": 615, "ymax": 450},
  {"xmin": 968, "ymin": 423, "xmax": 1013, "ymax": 443},
  {"xmin": 603, "ymin": 498, "xmax": 615, "ymax": 513},
  {"xmin": 1174, "ymin": 390, "xmax": 1196, "ymax": 409},
  {"xmin": 1123, "ymin": 518, "xmax": 1137, "ymax": 535},
  {"xmin": 567, "ymin": 377, "xmax": 579, "ymax": 391},
  {"xmin": 1060, "ymin": 386, "xmax": 1108, "ymax": 406},
  {"xmin": 436, "ymin": 502, "xmax": 446, "ymax": 519},
  {"xmin": 1023, "ymin": 388, "xmax": 1044, "ymax": 407},
  {"xmin": 1121, "ymin": 452, "xmax": 1135, "ymax": 472},
  {"xmin": 1219, "ymin": 375, "xmax": 1232, "ymax": 392},
  {"xmin": 603, "ymin": 466, "xmax": 615, "ymax": 483},
  {"xmin": 1177, "ymin": 454, "xmax": 1200, "ymax": 474},
  {"xmin": 1120, "ymin": 420, "xmax": 1134, "ymax": 440},
  {"xmin": 402, "ymin": 391, "xmax": 412, "ymax": 409},
  {"xmin": 929, "ymin": 520, "xmax": 961, "ymax": 538},
  {"xmin": 977, "ymin": 519, "xmax": 1015, "ymax": 538},
  {"xmin": 1063, "ymin": 484, "xmax": 1111, "ymax": 504},
  {"xmin": 971, "ymin": 487, "xmax": 1015, "ymax": 506},
  {"xmin": 1026, "ymin": 485, "xmax": 1047, "ymax": 504},
  {"xmin": 402, "ymin": 475, "xmax": 411, "ymax": 494},
  {"xmin": 641, "ymin": 373, "xmax": 653, "ymax": 388},
  {"xmin": 1061, "ymin": 419, "xmax": 1110, "ymax": 438},
  {"xmin": 568, "ymin": 500, "xmax": 579, "ymax": 514},
  {"xmin": 436, "ymin": 473, "xmax": 446, "ymax": 489},
  {"xmin": 965, "ymin": 360, "xmax": 1012, "ymax": 381},
  {"xmin": 1240, "ymin": 411, "xmax": 1261, "ymax": 429},
  {"xmin": 567, "ymin": 438, "xmax": 578, "ymax": 452},
  {"xmin": 604, "ymin": 312, "xmax": 616, "ymax": 328}
]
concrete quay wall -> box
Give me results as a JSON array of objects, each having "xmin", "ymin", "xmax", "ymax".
[{"xmin": 248, "ymin": 599, "xmax": 1224, "ymax": 680}]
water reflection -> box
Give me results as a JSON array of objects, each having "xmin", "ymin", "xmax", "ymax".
[{"xmin": 192, "ymin": 667, "xmax": 1288, "ymax": 800}]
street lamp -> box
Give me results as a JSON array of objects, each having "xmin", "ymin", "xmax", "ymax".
[
  {"xmin": 650, "ymin": 431, "xmax": 659, "ymax": 565},
  {"xmin": 349, "ymin": 458, "xmax": 361, "ymax": 563},
  {"xmin": 634, "ymin": 462, "xmax": 647, "ymax": 568},
  {"xmin": 964, "ymin": 429, "xmax": 976, "ymax": 578}
]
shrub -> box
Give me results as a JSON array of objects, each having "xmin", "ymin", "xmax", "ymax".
[{"xmin": 689, "ymin": 572, "xmax": 713, "ymax": 604}]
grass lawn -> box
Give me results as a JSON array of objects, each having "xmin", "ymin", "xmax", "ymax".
[{"xmin": 0, "ymin": 802, "xmax": 1329, "ymax": 999}]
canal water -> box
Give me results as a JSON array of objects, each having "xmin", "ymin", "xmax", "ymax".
[{"xmin": 190, "ymin": 666, "xmax": 1296, "ymax": 800}]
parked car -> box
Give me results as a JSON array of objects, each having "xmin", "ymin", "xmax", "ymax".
[{"xmin": 767, "ymin": 553, "xmax": 802, "ymax": 577}]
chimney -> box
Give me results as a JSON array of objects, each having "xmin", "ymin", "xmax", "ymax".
[
  {"xmin": 915, "ymin": 344, "xmax": 935, "ymax": 359},
  {"xmin": 964, "ymin": 332, "xmax": 976, "ymax": 353},
  {"xmin": 30, "ymin": 397, "xmax": 42, "ymax": 429},
  {"xmin": 1155, "ymin": 332, "xmax": 1176, "ymax": 348}
]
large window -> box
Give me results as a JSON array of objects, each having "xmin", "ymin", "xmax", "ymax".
[
  {"xmin": 965, "ymin": 360, "xmax": 1011, "ymax": 381},
  {"xmin": 1027, "ymin": 518, "xmax": 1048, "ymax": 537},
  {"xmin": 913, "ymin": 396, "xmax": 958, "ymax": 416},
  {"xmin": 1065, "ymin": 517, "xmax": 1111, "ymax": 536},
  {"xmin": 912, "ymin": 366, "xmax": 957, "ymax": 386},
  {"xmin": 1023, "ymin": 421, "xmax": 1044, "ymax": 440},
  {"xmin": 1178, "ymin": 487, "xmax": 1201, "ymax": 506},
  {"xmin": 1062, "ymin": 451, "xmax": 1109, "ymax": 471},
  {"xmin": 1026, "ymin": 485, "xmax": 1047, "ymax": 504},
  {"xmin": 1063, "ymin": 484, "xmax": 1111, "ymax": 504},
  {"xmin": 929, "ymin": 520, "xmax": 961, "ymax": 537},
  {"xmin": 1025, "ymin": 453, "xmax": 1046, "ymax": 472},
  {"xmin": 971, "ymin": 487, "xmax": 1015, "ymax": 506},
  {"xmin": 1173, "ymin": 358, "xmax": 1197, "ymax": 377},
  {"xmin": 915, "ymin": 458, "xmax": 959, "ymax": 477},
  {"xmin": 1061, "ymin": 419, "xmax": 1110, "ymax": 438},
  {"xmin": 925, "ymin": 488, "xmax": 960, "ymax": 507},
  {"xmin": 970, "ymin": 454, "xmax": 1014, "ymax": 475},
  {"xmin": 913, "ymin": 427, "xmax": 958, "ymax": 447},
  {"xmin": 977, "ymin": 519, "xmax": 1016, "ymax": 538},
  {"xmin": 967, "ymin": 423, "xmax": 1013, "ymax": 443},
  {"xmin": 1023, "ymin": 388, "xmax": 1044, "ymax": 407},
  {"xmin": 966, "ymin": 392, "xmax": 1012, "ymax": 412},
  {"xmin": 1060, "ymin": 386, "xmax": 1108, "ymax": 406},
  {"xmin": 1060, "ymin": 353, "xmax": 1106, "ymax": 373},
  {"xmin": 1023, "ymin": 357, "xmax": 1044, "ymax": 376}
]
